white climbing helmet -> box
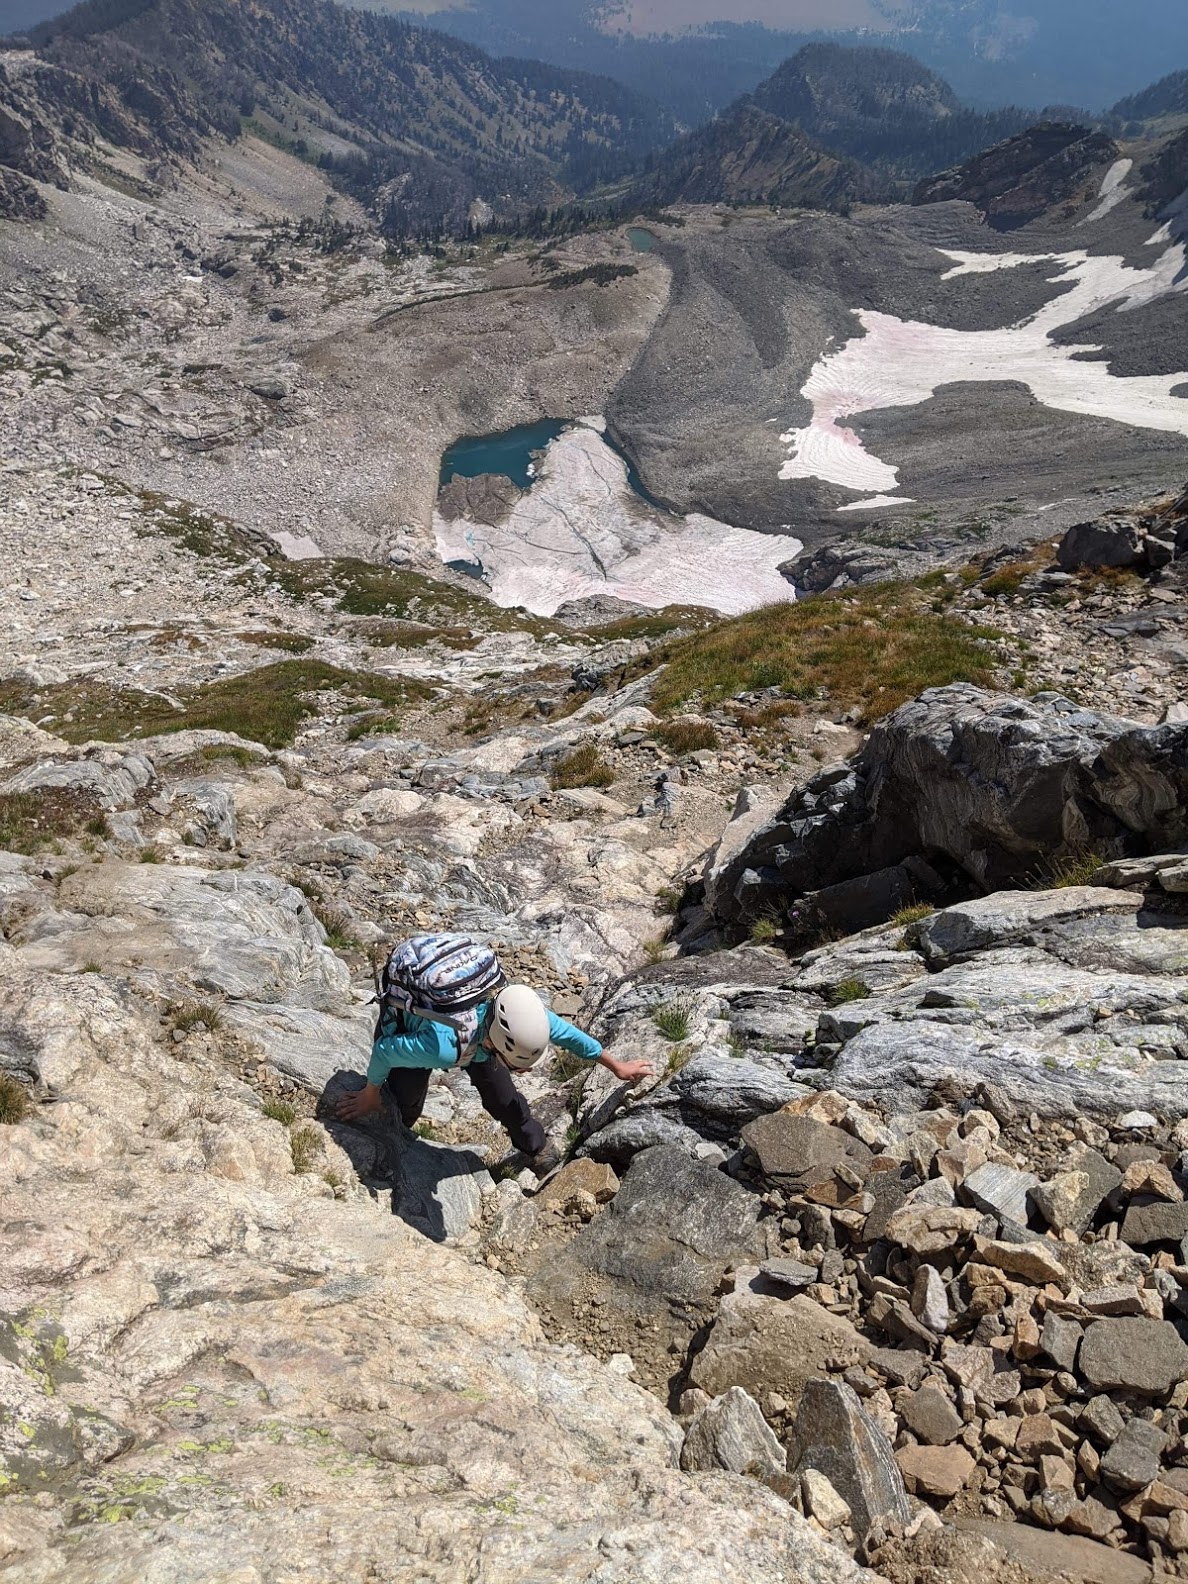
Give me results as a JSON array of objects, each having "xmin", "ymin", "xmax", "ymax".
[{"xmin": 487, "ymin": 984, "xmax": 550, "ymax": 1070}]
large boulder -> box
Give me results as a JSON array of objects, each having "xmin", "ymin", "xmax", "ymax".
[
  {"xmin": 19, "ymin": 861, "xmax": 349, "ymax": 1006},
  {"xmin": 526, "ymin": 1145, "xmax": 764, "ymax": 1369},
  {"xmin": 822, "ymin": 923, "xmax": 1188, "ymax": 1120},
  {"xmin": 688, "ymin": 1290, "xmax": 871, "ymax": 1412},
  {"xmin": 788, "ymin": 1379, "xmax": 910, "ymax": 1543},
  {"xmin": 709, "ymin": 685, "xmax": 1188, "ymax": 932}
]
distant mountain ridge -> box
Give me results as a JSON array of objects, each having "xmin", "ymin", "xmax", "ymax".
[
  {"xmin": 749, "ymin": 44, "xmax": 1035, "ymax": 177},
  {"xmin": 1112, "ymin": 71, "xmax": 1188, "ymax": 128},
  {"xmin": 631, "ymin": 43, "xmax": 1041, "ymax": 210},
  {"xmin": 632, "ymin": 100, "xmax": 863, "ymax": 210},
  {"xmin": 1, "ymin": 0, "xmax": 676, "ymax": 232}
]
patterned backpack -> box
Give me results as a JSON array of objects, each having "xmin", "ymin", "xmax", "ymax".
[{"xmin": 376, "ymin": 933, "xmax": 506, "ymax": 1060}]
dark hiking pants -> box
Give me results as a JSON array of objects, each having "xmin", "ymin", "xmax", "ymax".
[{"xmin": 384, "ymin": 1060, "xmax": 545, "ymax": 1156}]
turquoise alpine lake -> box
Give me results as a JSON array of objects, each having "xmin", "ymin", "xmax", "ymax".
[
  {"xmin": 439, "ymin": 420, "xmax": 568, "ymax": 491},
  {"xmin": 440, "ymin": 418, "xmax": 667, "ymax": 514},
  {"xmin": 627, "ymin": 227, "xmax": 658, "ymax": 253}
]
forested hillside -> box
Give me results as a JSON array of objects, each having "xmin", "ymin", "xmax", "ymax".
[
  {"xmin": 1112, "ymin": 70, "xmax": 1188, "ymax": 129},
  {"xmin": 631, "ymin": 102, "xmax": 863, "ymax": 211},
  {"xmin": 3, "ymin": 0, "xmax": 676, "ymax": 232}
]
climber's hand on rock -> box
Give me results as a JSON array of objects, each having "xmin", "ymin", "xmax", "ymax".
[
  {"xmin": 602, "ymin": 1056, "xmax": 653, "ymax": 1084},
  {"xmin": 336, "ymin": 1082, "xmax": 383, "ymax": 1121}
]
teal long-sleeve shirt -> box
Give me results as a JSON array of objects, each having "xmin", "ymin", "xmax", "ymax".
[{"xmin": 366, "ymin": 1003, "xmax": 602, "ymax": 1087}]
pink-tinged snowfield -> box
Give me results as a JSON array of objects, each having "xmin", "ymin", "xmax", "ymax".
[
  {"xmin": 780, "ymin": 231, "xmax": 1188, "ymax": 498},
  {"xmin": 435, "ymin": 424, "xmax": 799, "ymax": 616}
]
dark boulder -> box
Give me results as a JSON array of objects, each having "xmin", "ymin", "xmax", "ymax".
[{"xmin": 708, "ymin": 684, "xmax": 1188, "ymax": 932}]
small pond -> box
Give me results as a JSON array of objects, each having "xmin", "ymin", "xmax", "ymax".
[
  {"xmin": 438, "ymin": 419, "xmax": 568, "ymax": 491},
  {"xmin": 627, "ymin": 227, "xmax": 659, "ymax": 253}
]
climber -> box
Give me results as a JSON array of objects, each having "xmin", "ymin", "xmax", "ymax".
[{"xmin": 335, "ymin": 978, "xmax": 651, "ymax": 1171}]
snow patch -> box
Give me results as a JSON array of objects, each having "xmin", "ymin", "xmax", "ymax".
[
  {"xmin": 836, "ymin": 495, "xmax": 916, "ymax": 511},
  {"xmin": 436, "ymin": 426, "xmax": 798, "ymax": 617},
  {"xmin": 779, "ymin": 235, "xmax": 1188, "ymax": 495},
  {"xmin": 1080, "ymin": 158, "xmax": 1134, "ymax": 225}
]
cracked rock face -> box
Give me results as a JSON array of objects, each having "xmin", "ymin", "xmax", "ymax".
[
  {"xmin": 0, "ymin": 946, "xmax": 879, "ymax": 1584},
  {"xmin": 709, "ymin": 683, "xmax": 1188, "ymax": 931}
]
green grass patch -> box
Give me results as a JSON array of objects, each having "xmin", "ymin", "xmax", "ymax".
[
  {"xmin": 550, "ymin": 742, "xmax": 615, "ymax": 790},
  {"xmin": 236, "ymin": 631, "xmax": 315, "ymax": 654},
  {"xmin": 749, "ymin": 915, "xmax": 781, "ymax": 944},
  {"xmin": 0, "ymin": 789, "xmax": 111, "ymax": 855},
  {"xmin": 134, "ymin": 491, "xmax": 252, "ymax": 564},
  {"xmin": 345, "ymin": 713, "xmax": 405, "ymax": 742},
  {"xmin": 0, "ymin": 662, "xmax": 431, "ymax": 750},
  {"xmin": 0, "ymin": 1073, "xmax": 31, "ymax": 1125},
  {"xmin": 165, "ymin": 744, "xmax": 269, "ymax": 775},
  {"xmin": 644, "ymin": 582, "xmax": 1001, "ymax": 724},
  {"xmin": 585, "ymin": 606, "xmax": 716, "ymax": 643},
  {"xmin": 272, "ymin": 557, "xmax": 560, "ymax": 637},
  {"xmin": 828, "ymin": 978, "xmax": 871, "ymax": 1006},
  {"xmin": 890, "ymin": 903, "xmax": 935, "ymax": 928},
  {"xmin": 352, "ymin": 619, "xmax": 478, "ymax": 652},
  {"xmin": 313, "ymin": 903, "xmax": 356, "ymax": 950},
  {"xmin": 653, "ymin": 719, "xmax": 720, "ymax": 756},
  {"xmin": 261, "ymin": 1099, "xmax": 298, "ymax": 1126},
  {"xmin": 652, "ymin": 1000, "xmax": 692, "ymax": 1041},
  {"xmin": 979, "ymin": 544, "xmax": 1052, "ymax": 598}
]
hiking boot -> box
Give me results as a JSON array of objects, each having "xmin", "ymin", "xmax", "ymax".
[{"xmin": 529, "ymin": 1142, "xmax": 561, "ymax": 1178}]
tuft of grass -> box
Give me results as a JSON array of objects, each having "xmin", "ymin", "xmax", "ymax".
[
  {"xmin": 828, "ymin": 979, "xmax": 870, "ymax": 1006},
  {"xmin": 550, "ymin": 742, "xmax": 615, "ymax": 790},
  {"xmin": 653, "ymin": 719, "xmax": 720, "ymax": 756},
  {"xmin": 313, "ymin": 903, "xmax": 356, "ymax": 950},
  {"xmin": 890, "ymin": 903, "xmax": 934, "ymax": 928},
  {"xmin": 749, "ymin": 914, "xmax": 781, "ymax": 944},
  {"xmin": 167, "ymin": 1000, "xmax": 225, "ymax": 1036},
  {"xmin": 655, "ymin": 885, "xmax": 683, "ymax": 916},
  {"xmin": 726, "ymin": 1032, "xmax": 747, "ymax": 1058},
  {"xmin": 665, "ymin": 1044, "xmax": 693, "ymax": 1077},
  {"xmin": 289, "ymin": 1123, "xmax": 321, "ymax": 1174},
  {"xmin": 261, "ymin": 1099, "xmax": 298, "ymax": 1126},
  {"xmin": 978, "ymin": 544, "xmax": 1052, "ymax": 597},
  {"xmin": 139, "ymin": 845, "xmax": 164, "ymax": 864},
  {"xmin": 642, "ymin": 936, "xmax": 668, "ymax": 964},
  {"xmin": 0, "ymin": 1073, "xmax": 31, "ymax": 1125},
  {"xmin": 652, "ymin": 1000, "xmax": 692, "ymax": 1041},
  {"xmin": 412, "ymin": 1121, "xmax": 437, "ymax": 1140},
  {"xmin": 1033, "ymin": 851, "xmax": 1105, "ymax": 889},
  {"xmin": 81, "ymin": 960, "xmax": 103, "ymax": 974},
  {"xmin": 643, "ymin": 581, "xmax": 1000, "ymax": 725}
]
